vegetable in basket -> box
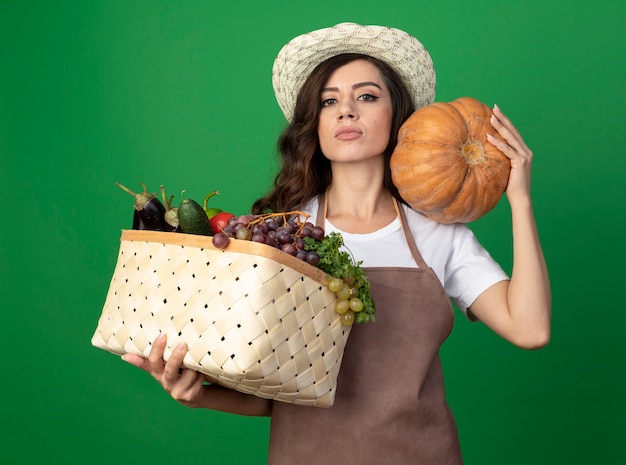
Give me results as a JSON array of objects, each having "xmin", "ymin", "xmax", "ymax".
[
  {"xmin": 202, "ymin": 190, "xmax": 235, "ymax": 232},
  {"xmin": 117, "ymin": 181, "xmax": 166, "ymax": 231},
  {"xmin": 177, "ymin": 190, "xmax": 214, "ymax": 236},
  {"xmin": 203, "ymin": 190, "xmax": 222, "ymax": 218},
  {"xmin": 160, "ymin": 185, "xmax": 180, "ymax": 232},
  {"xmin": 210, "ymin": 211, "xmax": 235, "ymax": 233}
]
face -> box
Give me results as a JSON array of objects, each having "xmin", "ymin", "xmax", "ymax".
[{"xmin": 317, "ymin": 59, "xmax": 393, "ymax": 164}]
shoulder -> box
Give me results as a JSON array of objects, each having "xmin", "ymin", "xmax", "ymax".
[
  {"xmin": 401, "ymin": 203, "xmax": 470, "ymax": 251},
  {"xmin": 401, "ymin": 204, "xmax": 507, "ymax": 300}
]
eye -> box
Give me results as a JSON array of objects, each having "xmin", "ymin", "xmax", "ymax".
[
  {"xmin": 358, "ymin": 93, "xmax": 379, "ymax": 102},
  {"xmin": 321, "ymin": 97, "xmax": 337, "ymax": 107}
]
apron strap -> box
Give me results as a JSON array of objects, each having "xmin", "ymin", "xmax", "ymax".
[
  {"xmin": 315, "ymin": 192, "xmax": 428, "ymax": 269},
  {"xmin": 394, "ymin": 198, "xmax": 429, "ymax": 269}
]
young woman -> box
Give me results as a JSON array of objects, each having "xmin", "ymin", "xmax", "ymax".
[{"xmin": 122, "ymin": 23, "xmax": 551, "ymax": 464}]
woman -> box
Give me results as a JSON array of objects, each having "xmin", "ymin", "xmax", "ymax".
[{"xmin": 123, "ymin": 23, "xmax": 551, "ymax": 463}]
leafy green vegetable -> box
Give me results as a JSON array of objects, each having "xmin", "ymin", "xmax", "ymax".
[{"xmin": 304, "ymin": 232, "xmax": 376, "ymax": 324}]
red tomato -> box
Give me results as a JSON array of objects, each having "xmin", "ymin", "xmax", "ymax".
[{"xmin": 210, "ymin": 211, "xmax": 235, "ymax": 233}]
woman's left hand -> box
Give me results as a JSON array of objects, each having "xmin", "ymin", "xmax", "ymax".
[{"xmin": 486, "ymin": 104, "xmax": 533, "ymax": 204}]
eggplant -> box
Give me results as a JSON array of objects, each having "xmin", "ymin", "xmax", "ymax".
[
  {"xmin": 132, "ymin": 209, "xmax": 151, "ymax": 230},
  {"xmin": 117, "ymin": 181, "xmax": 166, "ymax": 231}
]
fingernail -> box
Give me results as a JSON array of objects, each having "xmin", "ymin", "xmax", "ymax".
[
  {"xmin": 176, "ymin": 342, "xmax": 187, "ymax": 352},
  {"xmin": 155, "ymin": 333, "xmax": 165, "ymax": 343}
]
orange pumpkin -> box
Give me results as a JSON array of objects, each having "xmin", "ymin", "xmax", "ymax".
[{"xmin": 390, "ymin": 97, "xmax": 511, "ymax": 224}]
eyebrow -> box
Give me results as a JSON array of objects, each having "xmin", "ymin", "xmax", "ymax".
[{"xmin": 322, "ymin": 81, "xmax": 383, "ymax": 92}]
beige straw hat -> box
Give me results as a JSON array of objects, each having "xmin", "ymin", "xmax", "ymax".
[{"xmin": 272, "ymin": 22, "xmax": 436, "ymax": 122}]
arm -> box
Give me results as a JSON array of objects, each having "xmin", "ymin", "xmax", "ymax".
[
  {"xmin": 122, "ymin": 333, "xmax": 272, "ymax": 417},
  {"xmin": 468, "ymin": 104, "xmax": 551, "ymax": 350}
]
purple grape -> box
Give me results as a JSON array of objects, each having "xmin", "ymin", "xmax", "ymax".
[
  {"xmin": 310, "ymin": 226, "xmax": 324, "ymax": 240},
  {"xmin": 252, "ymin": 232, "xmax": 266, "ymax": 243},
  {"xmin": 252, "ymin": 223, "xmax": 267, "ymax": 234},
  {"xmin": 222, "ymin": 223, "xmax": 236, "ymax": 236},
  {"xmin": 286, "ymin": 220, "xmax": 298, "ymax": 234},
  {"xmin": 212, "ymin": 232, "xmax": 230, "ymax": 249},
  {"xmin": 295, "ymin": 250, "xmax": 308, "ymax": 261},
  {"xmin": 294, "ymin": 237, "xmax": 305, "ymax": 250},
  {"xmin": 238, "ymin": 214, "xmax": 255, "ymax": 224},
  {"xmin": 281, "ymin": 243, "xmax": 297, "ymax": 255},
  {"xmin": 306, "ymin": 251, "xmax": 320, "ymax": 265},
  {"xmin": 277, "ymin": 231, "xmax": 292, "ymax": 244}
]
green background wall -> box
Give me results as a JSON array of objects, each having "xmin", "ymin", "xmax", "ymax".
[{"xmin": 1, "ymin": 1, "xmax": 624, "ymax": 463}]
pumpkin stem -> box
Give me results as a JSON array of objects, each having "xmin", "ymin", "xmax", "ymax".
[{"xmin": 462, "ymin": 142, "xmax": 486, "ymax": 165}]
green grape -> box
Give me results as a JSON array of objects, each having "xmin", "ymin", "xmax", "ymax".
[
  {"xmin": 343, "ymin": 272, "xmax": 355, "ymax": 288},
  {"xmin": 328, "ymin": 276, "xmax": 344, "ymax": 293},
  {"xmin": 336, "ymin": 284, "xmax": 351, "ymax": 300},
  {"xmin": 235, "ymin": 227, "xmax": 252, "ymax": 241},
  {"xmin": 340, "ymin": 311, "xmax": 355, "ymax": 326},
  {"xmin": 304, "ymin": 231, "xmax": 375, "ymax": 324},
  {"xmin": 334, "ymin": 299, "xmax": 350, "ymax": 314},
  {"xmin": 349, "ymin": 297, "xmax": 364, "ymax": 312}
]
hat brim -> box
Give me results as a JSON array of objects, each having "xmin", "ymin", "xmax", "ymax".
[{"xmin": 272, "ymin": 22, "xmax": 436, "ymax": 122}]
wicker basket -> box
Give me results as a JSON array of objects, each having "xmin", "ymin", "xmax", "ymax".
[{"xmin": 91, "ymin": 230, "xmax": 351, "ymax": 407}]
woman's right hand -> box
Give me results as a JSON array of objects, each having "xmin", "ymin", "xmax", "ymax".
[
  {"xmin": 122, "ymin": 333, "xmax": 206, "ymax": 408},
  {"xmin": 121, "ymin": 333, "xmax": 273, "ymax": 416}
]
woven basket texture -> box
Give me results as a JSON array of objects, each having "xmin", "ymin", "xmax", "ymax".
[{"xmin": 92, "ymin": 230, "xmax": 351, "ymax": 407}]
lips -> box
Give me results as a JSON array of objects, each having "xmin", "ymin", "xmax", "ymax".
[{"xmin": 335, "ymin": 126, "xmax": 363, "ymax": 140}]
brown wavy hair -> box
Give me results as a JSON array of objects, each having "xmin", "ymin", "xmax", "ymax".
[{"xmin": 252, "ymin": 53, "xmax": 415, "ymax": 214}]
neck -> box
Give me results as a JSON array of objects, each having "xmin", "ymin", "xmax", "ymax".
[{"xmin": 325, "ymin": 161, "xmax": 397, "ymax": 233}]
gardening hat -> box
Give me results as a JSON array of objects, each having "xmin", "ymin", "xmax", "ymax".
[{"xmin": 272, "ymin": 22, "xmax": 436, "ymax": 122}]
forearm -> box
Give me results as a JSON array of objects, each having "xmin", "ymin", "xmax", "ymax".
[
  {"xmin": 506, "ymin": 195, "xmax": 552, "ymax": 347},
  {"xmin": 190, "ymin": 383, "xmax": 273, "ymax": 417}
]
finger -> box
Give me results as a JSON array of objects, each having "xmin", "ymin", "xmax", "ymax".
[
  {"xmin": 178, "ymin": 369, "xmax": 202, "ymax": 387},
  {"xmin": 488, "ymin": 126, "xmax": 532, "ymax": 164},
  {"xmin": 492, "ymin": 104, "xmax": 509, "ymax": 123},
  {"xmin": 492, "ymin": 104, "xmax": 521, "ymax": 135},
  {"xmin": 148, "ymin": 333, "xmax": 167, "ymax": 372},
  {"xmin": 490, "ymin": 110, "xmax": 518, "ymax": 145},
  {"xmin": 486, "ymin": 133, "xmax": 508, "ymax": 152},
  {"xmin": 490, "ymin": 109, "xmax": 529, "ymax": 156},
  {"xmin": 121, "ymin": 353, "xmax": 150, "ymax": 371},
  {"xmin": 171, "ymin": 371, "xmax": 205, "ymax": 403},
  {"xmin": 163, "ymin": 342, "xmax": 187, "ymax": 381}
]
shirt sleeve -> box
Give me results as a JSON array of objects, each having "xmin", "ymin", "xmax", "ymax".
[{"xmin": 444, "ymin": 223, "xmax": 510, "ymax": 316}]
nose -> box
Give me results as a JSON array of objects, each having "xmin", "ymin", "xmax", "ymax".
[{"xmin": 338, "ymin": 100, "xmax": 357, "ymax": 120}]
